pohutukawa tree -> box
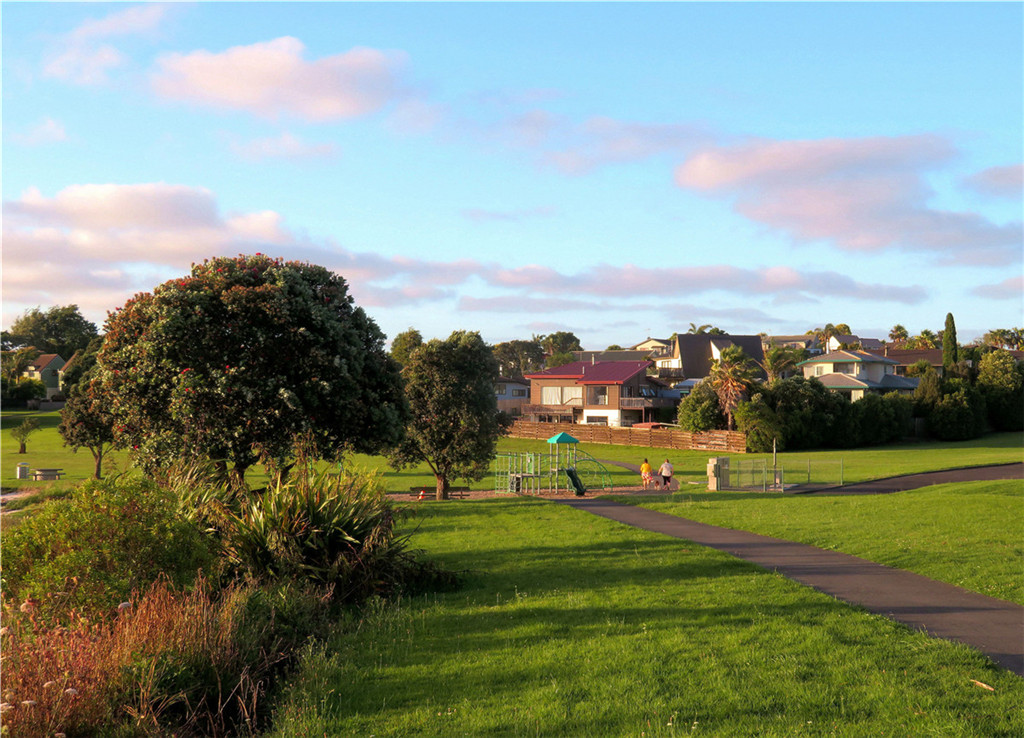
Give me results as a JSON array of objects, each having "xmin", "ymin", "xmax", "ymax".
[
  {"xmin": 389, "ymin": 330, "xmax": 508, "ymax": 500},
  {"xmin": 97, "ymin": 254, "xmax": 408, "ymax": 485}
]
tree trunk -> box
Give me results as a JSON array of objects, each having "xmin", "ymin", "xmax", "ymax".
[
  {"xmin": 92, "ymin": 448, "xmax": 103, "ymax": 479},
  {"xmin": 435, "ymin": 474, "xmax": 449, "ymax": 501},
  {"xmin": 18, "ymin": 442, "xmax": 26, "ymax": 454}
]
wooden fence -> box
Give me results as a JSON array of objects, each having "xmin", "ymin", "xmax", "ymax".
[{"xmin": 507, "ymin": 421, "xmax": 747, "ymax": 454}]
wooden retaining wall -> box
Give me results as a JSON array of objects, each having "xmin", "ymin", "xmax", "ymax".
[{"xmin": 508, "ymin": 421, "xmax": 747, "ymax": 454}]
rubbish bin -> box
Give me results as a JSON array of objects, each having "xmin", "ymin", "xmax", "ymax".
[{"xmin": 16, "ymin": 463, "xmax": 29, "ymax": 480}]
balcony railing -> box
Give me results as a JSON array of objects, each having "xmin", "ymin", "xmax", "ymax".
[{"xmin": 619, "ymin": 397, "xmax": 676, "ymax": 409}]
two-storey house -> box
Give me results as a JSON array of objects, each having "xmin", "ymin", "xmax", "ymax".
[
  {"xmin": 523, "ymin": 360, "xmax": 677, "ymax": 427},
  {"xmin": 652, "ymin": 334, "xmax": 766, "ymax": 382},
  {"xmin": 798, "ymin": 350, "xmax": 917, "ymax": 400},
  {"xmin": 495, "ymin": 376, "xmax": 531, "ymax": 416},
  {"xmin": 22, "ymin": 353, "xmax": 66, "ymax": 400}
]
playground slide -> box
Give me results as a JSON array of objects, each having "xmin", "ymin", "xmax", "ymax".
[{"xmin": 563, "ymin": 467, "xmax": 587, "ymax": 496}]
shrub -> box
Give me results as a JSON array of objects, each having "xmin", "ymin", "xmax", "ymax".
[
  {"xmin": 0, "ymin": 577, "xmax": 332, "ymax": 737},
  {"xmin": 7, "ymin": 378, "xmax": 47, "ymax": 402},
  {"xmin": 734, "ymin": 394, "xmax": 783, "ymax": 453},
  {"xmin": 976, "ymin": 349, "xmax": 1024, "ymax": 431},
  {"xmin": 676, "ymin": 379, "xmax": 725, "ymax": 431},
  {"xmin": 927, "ymin": 382, "xmax": 987, "ymax": 441},
  {"xmin": 184, "ymin": 466, "xmax": 458, "ymax": 604},
  {"xmin": 2, "ymin": 477, "xmax": 216, "ymax": 617}
]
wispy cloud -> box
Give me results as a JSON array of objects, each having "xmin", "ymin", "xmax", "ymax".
[
  {"xmin": 3, "ymin": 181, "xmax": 931, "ymax": 328},
  {"xmin": 962, "ymin": 163, "xmax": 1024, "ymax": 199},
  {"xmin": 152, "ymin": 37, "xmax": 406, "ymax": 121},
  {"xmin": 9, "ymin": 118, "xmax": 67, "ymax": 146},
  {"xmin": 230, "ymin": 131, "xmax": 339, "ymax": 162},
  {"xmin": 43, "ymin": 4, "xmax": 169, "ymax": 85},
  {"xmin": 675, "ymin": 135, "xmax": 1022, "ymax": 265},
  {"xmin": 969, "ymin": 275, "xmax": 1024, "ymax": 300}
]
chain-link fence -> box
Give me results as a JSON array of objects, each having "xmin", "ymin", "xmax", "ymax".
[{"xmin": 725, "ymin": 458, "xmax": 844, "ymax": 491}]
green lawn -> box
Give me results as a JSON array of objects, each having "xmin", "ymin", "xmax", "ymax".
[
  {"xmin": 268, "ymin": 497, "xmax": 1024, "ymax": 737},
  {"xmin": 618, "ymin": 480, "xmax": 1024, "ymax": 605}
]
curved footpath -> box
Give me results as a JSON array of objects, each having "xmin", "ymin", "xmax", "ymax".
[{"xmin": 557, "ymin": 464, "xmax": 1024, "ymax": 677}]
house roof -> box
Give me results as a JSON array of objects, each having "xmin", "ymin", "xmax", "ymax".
[
  {"xmin": 881, "ymin": 348, "xmax": 944, "ymax": 365},
  {"xmin": 524, "ymin": 360, "xmax": 653, "ymax": 385},
  {"xmin": 666, "ymin": 334, "xmax": 767, "ymax": 380},
  {"xmin": 26, "ymin": 353, "xmax": 64, "ymax": 371},
  {"xmin": 766, "ymin": 335, "xmax": 817, "ymax": 347},
  {"xmin": 574, "ymin": 349, "xmax": 651, "ymax": 362},
  {"xmin": 630, "ymin": 337, "xmax": 671, "ymax": 350},
  {"xmin": 798, "ymin": 349, "xmax": 896, "ymax": 367},
  {"xmin": 496, "ymin": 376, "xmax": 530, "ymax": 386},
  {"xmin": 816, "ymin": 373, "xmax": 918, "ymax": 391}
]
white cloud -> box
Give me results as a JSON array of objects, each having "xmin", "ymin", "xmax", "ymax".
[
  {"xmin": 10, "ymin": 118, "xmax": 68, "ymax": 146},
  {"xmin": 152, "ymin": 37, "xmax": 406, "ymax": 121},
  {"xmin": 675, "ymin": 135, "xmax": 1022, "ymax": 266},
  {"xmin": 969, "ymin": 276, "xmax": 1024, "ymax": 300},
  {"xmin": 230, "ymin": 132, "xmax": 339, "ymax": 161},
  {"xmin": 43, "ymin": 4, "xmax": 168, "ymax": 85}
]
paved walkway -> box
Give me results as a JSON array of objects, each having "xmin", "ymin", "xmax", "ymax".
[
  {"xmin": 802, "ymin": 462, "xmax": 1023, "ymax": 495},
  {"xmin": 556, "ymin": 465, "xmax": 1024, "ymax": 676}
]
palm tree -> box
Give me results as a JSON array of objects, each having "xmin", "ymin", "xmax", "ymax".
[
  {"xmin": 688, "ymin": 323, "xmax": 712, "ymax": 334},
  {"xmin": 759, "ymin": 345, "xmax": 798, "ymax": 383},
  {"xmin": 889, "ymin": 324, "xmax": 909, "ymax": 343},
  {"xmin": 917, "ymin": 329, "xmax": 939, "ymax": 349},
  {"xmin": 709, "ymin": 345, "xmax": 758, "ymax": 430},
  {"xmin": 808, "ymin": 323, "xmax": 838, "ymax": 352}
]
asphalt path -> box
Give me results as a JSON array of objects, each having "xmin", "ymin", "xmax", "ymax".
[{"xmin": 557, "ymin": 464, "xmax": 1024, "ymax": 676}]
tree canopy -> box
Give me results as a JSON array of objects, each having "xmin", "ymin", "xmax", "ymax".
[
  {"xmin": 708, "ymin": 345, "xmax": 757, "ymax": 430},
  {"xmin": 59, "ymin": 374, "xmax": 116, "ymax": 479},
  {"xmin": 389, "ymin": 330, "xmax": 507, "ymax": 499},
  {"xmin": 535, "ymin": 331, "xmax": 582, "ymax": 356},
  {"xmin": 943, "ymin": 313, "xmax": 958, "ymax": 370},
  {"xmin": 97, "ymin": 254, "xmax": 408, "ymax": 483},
  {"xmin": 2, "ymin": 304, "xmax": 98, "ymax": 358},
  {"xmin": 493, "ymin": 339, "xmax": 545, "ymax": 378},
  {"xmin": 389, "ymin": 327, "xmax": 423, "ymax": 367}
]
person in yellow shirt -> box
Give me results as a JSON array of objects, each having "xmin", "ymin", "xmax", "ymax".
[{"xmin": 640, "ymin": 458, "xmax": 653, "ymax": 490}]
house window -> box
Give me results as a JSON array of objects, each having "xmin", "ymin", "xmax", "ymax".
[
  {"xmin": 834, "ymin": 363, "xmax": 855, "ymax": 375},
  {"xmin": 512, "ymin": 389, "xmax": 527, "ymax": 397},
  {"xmin": 815, "ymin": 365, "xmax": 825, "ymax": 377},
  {"xmin": 586, "ymin": 386, "xmax": 609, "ymax": 406},
  {"xmin": 542, "ymin": 386, "xmax": 562, "ymax": 405},
  {"xmin": 586, "ymin": 416, "xmax": 608, "ymax": 425},
  {"xmin": 496, "ymin": 384, "xmax": 506, "ymax": 395}
]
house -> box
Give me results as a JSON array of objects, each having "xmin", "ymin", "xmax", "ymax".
[
  {"xmin": 523, "ymin": 360, "xmax": 677, "ymax": 426},
  {"xmin": 495, "ymin": 376, "xmax": 530, "ymax": 415},
  {"xmin": 630, "ymin": 337, "xmax": 673, "ymax": 356},
  {"xmin": 22, "ymin": 353, "xmax": 66, "ymax": 400},
  {"xmin": 652, "ymin": 334, "xmax": 766, "ymax": 382},
  {"xmin": 826, "ymin": 334, "xmax": 884, "ymax": 352},
  {"xmin": 574, "ymin": 349, "xmax": 652, "ymax": 363},
  {"xmin": 764, "ymin": 334, "xmax": 820, "ymax": 354},
  {"xmin": 798, "ymin": 350, "xmax": 917, "ymax": 400}
]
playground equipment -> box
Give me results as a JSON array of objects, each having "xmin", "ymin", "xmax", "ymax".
[{"xmin": 493, "ymin": 432, "xmax": 613, "ymax": 496}]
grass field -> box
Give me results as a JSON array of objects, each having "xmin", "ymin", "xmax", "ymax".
[
  {"xmin": 617, "ymin": 480, "xmax": 1024, "ymax": 605},
  {"xmin": 5, "ymin": 410, "xmax": 1020, "ymax": 494},
  {"xmin": 267, "ymin": 497, "xmax": 1024, "ymax": 736}
]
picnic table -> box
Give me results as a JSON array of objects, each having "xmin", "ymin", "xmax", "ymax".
[{"xmin": 31, "ymin": 468, "xmax": 64, "ymax": 481}]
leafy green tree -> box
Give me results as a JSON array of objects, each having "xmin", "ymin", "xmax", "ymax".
[
  {"xmin": 734, "ymin": 394, "xmax": 783, "ymax": 452},
  {"xmin": 606, "ymin": 344, "xmax": 624, "ymax": 351},
  {"xmin": 97, "ymin": 254, "xmax": 408, "ymax": 485},
  {"xmin": 493, "ymin": 339, "xmax": 545, "ymax": 378},
  {"xmin": 59, "ymin": 335, "xmax": 105, "ymax": 394},
  {"xmin": 913, "ymin": 369, "xmax": 943, "ymax": 416},
  {"xmin": 59, "ymin": 374, "xmax": 116, "ymax": 479},
  {"xmin": 390, "ymin": 327, "xmax": 423, "ymax": 367},
  {"xmin": 535, "ymin": 331, "xmax": 582, "ymax": 356},
  {"xmin": 676, "ymin": 380, "xmax": 725, "ymax": 431},
  {"xmin": 708, "ymin": 345, "xmax": 757, "ymax": 430},
  {"xmin": 976, "ymin": 349, "xmax": 1024, "ymax": 431},
  {"xmin": 389, "ymin": 331, "xmax": 508, "ymax": 499},
  {"xmin": 3, "ymin": 304, "xmax": 98, "ymax": 358},
  {"xmin": 928, "ymin": 381, "xmax": 987, "ymax": 441},
  {"xmin": 943, "ymin": 313, "xmax": 958, "ymax": 371},
  {"xmin": 11, "ymin": 417, "xmax": 41, "ymax": 454},
  {"xmin": 2, "ymin": 346, "xmax": 41, "ymax": 384},
  {"xmin": 545, "ymin": 351, "xmax": 576, "ymax": 369},
  {"xmin": 7, "ymin": 378, "xmax": 47, "ymax": 404},
  {"xmin": 905, "ymin": 359, "xmax": 934, "ymax": 378}
]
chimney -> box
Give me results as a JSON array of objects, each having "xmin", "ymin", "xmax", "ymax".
[{"xmin": 592, "ymin": 355, "xmax": 596, "ymax": 365}]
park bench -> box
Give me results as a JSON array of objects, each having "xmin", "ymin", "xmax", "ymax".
[
  {"xmin": 408, "ymin": 486, "xmax": 470, "ymax": 499},
  {"xmin": 31, "ymin": 468, "xmax": 64, "ymax": 481}
]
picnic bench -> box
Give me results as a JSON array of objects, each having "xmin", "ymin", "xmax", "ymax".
[
  {"xmin": 31, "ymin": 468, "xmax": 64, "ymax": 481},
  {"xmin": 408, "ymin": 486, "xmax": 470, "ymax": 500}
]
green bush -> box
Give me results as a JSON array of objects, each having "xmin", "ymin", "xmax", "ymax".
[
  {"xmin": 977, "ymin": 349, "xmax": 1024, "ymax": 431},
  {"xmin": 187, "ymin": 467, "xmax": 458, "ymax": 604},
  {"xmin": 927, "ymin": 382, "xmax": 987, "ymax": 441},
  {"xmin": 676, "ymin": 379, "xmax": 725, "ymax": 431},
  {"xmin": 734, "ymin": 394, "xmax": 783, "ymax": 453},
  {"xmin": 2, "ymin": 477, "xmax": 216, "ymax": 617}
]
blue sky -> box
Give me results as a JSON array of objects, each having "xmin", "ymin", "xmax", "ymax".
[{"xmin": 4, "ymin": 2, "xmax": 1022, "ymax": 348}]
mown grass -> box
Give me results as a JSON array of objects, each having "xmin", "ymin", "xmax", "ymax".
[
  {"xmin": 268, "ymin": 497, "xmax": 1023, "ymax": 736},
  {"xmin": 617, "ymin": 479, "xmax": 1024, "ymax": 605}
]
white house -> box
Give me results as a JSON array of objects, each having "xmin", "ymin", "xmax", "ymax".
[{"xmin": 798, "ymin": 350, "xmax": 918, "ymax": 401}]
